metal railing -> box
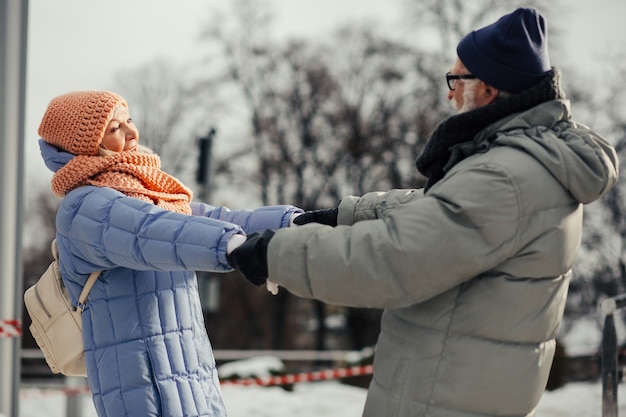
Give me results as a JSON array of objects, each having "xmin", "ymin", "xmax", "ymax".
[{"xmin": 600, "ymin": 294, "xmax": 626, "ymax": 417}]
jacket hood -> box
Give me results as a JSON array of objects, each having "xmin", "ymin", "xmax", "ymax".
[
  {"xmin": 39, "ymin": 138, "xmax": 73, "ymax": 172},
  {"xmin": 476, "ymin": 100, "xmax": 618, "ymax": 204}
]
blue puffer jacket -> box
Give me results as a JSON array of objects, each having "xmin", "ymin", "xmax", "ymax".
[
  {"xmin": 57, "ymin": 188, "xmax": 299, "ymax": 417},
  {"xmin": 41, "ymin": 140, "xmax": 301, "ymax": 417}
]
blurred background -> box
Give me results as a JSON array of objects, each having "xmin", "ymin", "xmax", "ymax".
[{"xmin": 19, "ymin": 0, "xmax": 626, "ymax": 390}]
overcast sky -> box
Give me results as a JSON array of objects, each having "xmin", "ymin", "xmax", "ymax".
[{"xmin": 24, "ymin": 0, "xmax": 626, "ymax": 187}]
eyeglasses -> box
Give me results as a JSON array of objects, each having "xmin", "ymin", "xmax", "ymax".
[{"xmin": 446, "ymin": 72, "xmax": 477, "ymax": 91}]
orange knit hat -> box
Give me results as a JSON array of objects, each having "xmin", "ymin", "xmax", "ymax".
[{"xmin": 38, "ymin": 91, "xmax": 127, "ymax": 156}]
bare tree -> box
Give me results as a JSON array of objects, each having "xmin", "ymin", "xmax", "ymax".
[
  {"xmin": 199, "ymin": 0, "xmax": 567, "ymax": 351},
  {"xmin": 560, "ymin": 58, "xmax": 626, "ymax": 341},
  {"xmin": 90, "ymin": 0, "xmax": 622, "ymax": 356},
  {"xmin": 198, "ymin": 2, "xmax": 432, "ymax": 350},
  {"xmin": 400, "ymin": 0, "xmax": 561, "ymax": 54},
  {"xmin": 113, "ymin": 58, "xmax": 221, "ymax": 186}
]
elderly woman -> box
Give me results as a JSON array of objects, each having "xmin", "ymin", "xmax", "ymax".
[{"xmin": 38, "ymin": 90, "xmax": 301, "ymax": 417}]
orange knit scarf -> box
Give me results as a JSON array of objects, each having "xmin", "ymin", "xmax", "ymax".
[{"xmin": 51, "ymin": 151, "xmax": 192, "ymax": 214}]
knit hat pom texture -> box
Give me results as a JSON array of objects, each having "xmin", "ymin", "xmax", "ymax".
[
  {"xmin": 38, "ymin": 91, "xmax": 127, "ymax": 156},
  {"xmin": 456, "ymin": 7, "xmax": 551, "ymax": 93}
]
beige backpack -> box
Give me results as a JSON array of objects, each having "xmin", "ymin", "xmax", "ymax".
[{"xmin": 24, "ymin": 239, "xmax": 101, "ymax": 377}]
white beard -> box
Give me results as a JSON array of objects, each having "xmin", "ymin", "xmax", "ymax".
[{"xmin": 451, "ymin": 83, "xmax": 478, "ymax": 114}]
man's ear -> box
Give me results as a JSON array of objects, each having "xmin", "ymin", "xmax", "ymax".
[{"xmin": 484, "ymin": 84, "xmax": 500, "ymax": 104}]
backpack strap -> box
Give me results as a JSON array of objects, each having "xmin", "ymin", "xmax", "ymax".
[
  {"xmin": 51, "ymin": 238, "xmax": 59, "ymax": 261},
  {"xmin": 51, "ymin": 239, "xmax": 102, "ymax": 312},
  {"xmin": 77, "ymin": 271, "xmax": 101, "ymax": 312}
]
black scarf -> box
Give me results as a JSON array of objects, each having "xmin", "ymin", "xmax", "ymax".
[{"xmin": 415, "ymin": 69, "xmax": 565, "ymax": 191}]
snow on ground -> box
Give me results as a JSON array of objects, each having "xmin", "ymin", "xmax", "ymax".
[
  {"xmin": 12, "ymin": 355, "xmax": 626, "ymax": 417},
  {"xmin": 10, "ymin": 343, "xmax": 626, "ymax": 417},
  {"xmin": 535, "ymin": 382, "xmax": 623, "ymax": 417},
  {"xmin": 11, "ymin": 379, "xmax": 626, "ymax": 417}
]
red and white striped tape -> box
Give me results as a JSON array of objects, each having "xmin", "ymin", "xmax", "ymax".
[
  {"xmin": 20, "ymin": 364, "xmax": 375, "ymax": 398},
  {"xmin": 221, "ymin": 364, "xmax": 374, "ymax": 387},
  {"xmin": 0, "ymin": 319, "xmax": 22, "ymax": 338}
]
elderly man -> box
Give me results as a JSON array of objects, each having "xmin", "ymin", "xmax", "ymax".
[{"xmin": 228, "ymin": 8, "xmax": 619, "ymax": 417}]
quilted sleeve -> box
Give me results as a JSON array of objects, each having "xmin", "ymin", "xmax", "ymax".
[
  {"xmin": 56, "ymin": 186, "xmax": 244, "ymax": 274},
  {"xmin": 190, "ymin": 202, "xmax": 303, "ymax": 232}
]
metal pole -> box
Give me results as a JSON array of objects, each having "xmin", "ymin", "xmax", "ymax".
[
  {"xmin": 197, "ymin": 128, "xmax": 216, "ymax": 202},
  {"xmin": 65, "ymin": 377, "xmax": 85, "ymax": 417},
  {"xmin": 196, "ymin": 129, "xmax": 219, "ymax": 313},
  {"xmin": 0, "ymin": 1, "xmax": 28, "ymax": 416},
  {"xmin": 602, "ymin": 313, "xmax": 619, "ymax": 417}
]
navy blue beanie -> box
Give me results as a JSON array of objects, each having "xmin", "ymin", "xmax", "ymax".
[{"xmin": 456, "ymin": 8, "xmax": 551, "ymax": 93}]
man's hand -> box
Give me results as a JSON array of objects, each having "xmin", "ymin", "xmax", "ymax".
[
  {"xmin": 227, "ymin": 230, "xmax": 275, "ymax": 286},
  {"xmin": 293, "ymin": 207, "xmax": 338, "ymax": 227}
]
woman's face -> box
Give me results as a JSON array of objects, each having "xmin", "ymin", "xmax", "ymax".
[{"xmin": 100, "ymin": 105, "xmax": 139, "ymax": 152}]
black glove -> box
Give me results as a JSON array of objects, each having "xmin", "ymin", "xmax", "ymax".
[
  {"xmin": 227, "ymin": 229, "xmax": 275, "ymax": 286},
  {"xmin": 293, "ymin": 207, "xmax": 338, "ymax": 227}
]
